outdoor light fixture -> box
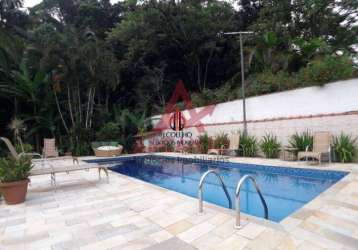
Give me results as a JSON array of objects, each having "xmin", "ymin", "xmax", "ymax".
[{"xmin": 217, "ymin": 31, "xmax": 254, "ymax": 136}]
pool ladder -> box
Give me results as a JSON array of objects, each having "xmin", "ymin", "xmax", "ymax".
[
  {"xmin": 198, "ymin": 170, "xmax": 232, "ymax": 212},
  {"xmin": 198, "ymin": 171, "xmax": 268, "ymax": 229}
]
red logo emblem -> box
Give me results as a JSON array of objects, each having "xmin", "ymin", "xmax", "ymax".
[
  {"xmin": 154, "ymin": 80, "xmax": 215, "ymax": 133},
  {"xmin": 169, "ymin": 108, "xmax": 186, "ymax": 131}
]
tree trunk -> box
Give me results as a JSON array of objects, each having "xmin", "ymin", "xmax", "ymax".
[
  {"xmin": 196, "ymin": 57, "xmax": 201, "ymax": 90},
  {"xmin": 89, "ymin": 88, "xmax": 96, "ymax": 128},
  {"xmin": 85, "ymin": 87, "xmax": 92, "ymax": 128},
  {"xmin": 67, "ymin": 83, "xmax": 75, "ymax": 127},
  {"xmin": 203, "ymin": 49, "xmax": 213, "ymax": 90},
  {"xmin": 54, "ymin": 89, "xmax": 69, "ymax": 134}
]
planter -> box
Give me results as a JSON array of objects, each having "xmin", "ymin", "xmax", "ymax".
[
  {"xmin": 93, "ymin": 146, "xmax": 123, "ymax": 157},
  {"xmin": 0, "ymin": 179, "xmax": 29, "ymax": 205}
]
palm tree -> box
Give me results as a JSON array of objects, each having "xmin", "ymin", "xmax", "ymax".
[{"xmin": 0, "ymin": 57, "xmax": 49, "ymax": 150}]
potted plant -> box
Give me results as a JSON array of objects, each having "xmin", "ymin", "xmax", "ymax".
[{"xmin": 0, "ymin": 156, "xmax": 33, "ymax": 205}]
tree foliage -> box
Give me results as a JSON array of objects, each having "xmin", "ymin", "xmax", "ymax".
[{"xmin": 0, "ymin": 0, "xmax": 356, "ymax": 154}]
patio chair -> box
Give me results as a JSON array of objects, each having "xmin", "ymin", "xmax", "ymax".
[
  {"xmin": 208, "ymin": 134, "xmax": 240, "ymax": 156},
  {"xmin": 43, "ymin": 138, "xmax": 59, "ymax": 158},
  {"xmin": 297, "ymin": 131, "xmax": 331, "ymax": 164}
]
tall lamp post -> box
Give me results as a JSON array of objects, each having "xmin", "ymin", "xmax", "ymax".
[{"xmin": 218, "ymin": 31, "xmax": 253, "ymax": 136}]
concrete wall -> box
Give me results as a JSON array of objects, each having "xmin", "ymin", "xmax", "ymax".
[{"xmin": 147, "ymin": 79, "xmax": 358, "ymax": 159}]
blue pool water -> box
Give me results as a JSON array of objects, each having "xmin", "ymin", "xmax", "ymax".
[{"xmin": 87, "ymin": 156, "xmax": 348, "ymax": 222}]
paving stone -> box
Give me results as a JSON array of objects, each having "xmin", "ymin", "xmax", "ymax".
[
  {"xmin": 143, "ymin": 237, "xmax": 196, "ymax": 250},
  {"xmin": 234, "ymin": 223, "xmax": 266, "ymax": 241},
  {"xmin": 166, "ymin": 220, "xmax": 194, "ymax": 235},
  {"xmin": 0, "ymin": 156, "xmax": 357, "ymax": 250},
  {"xmin": 212, "ymin": 233, "xmax": 249, "ymax": 250},
  {"xmin": 148, "ymin": 230, "xmax": 172, "ymax": 243},
  {"xmin": 96, "ymin": 224, "xmax": 139, "ymax": 240},
  {"xmin": 177, "ymin": 222, "xmax": 215, "ymax": 243}
]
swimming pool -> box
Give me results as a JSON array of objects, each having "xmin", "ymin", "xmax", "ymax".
[{"xmin": 87, "ymin": 155, "xmax": 348, "ymax": 222}]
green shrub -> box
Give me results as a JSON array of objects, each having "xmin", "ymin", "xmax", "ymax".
[
  {"xmin": 239, "ymin": 133, "xmax": 257, "ymax": 157},
  {"xmin": 198, "ymin": 133, "xmax": 213, "ymax": 153},
  {"xmin": 247, "ymin": 71, "xmax": 299, "ymax": 96},
  {"xmin": 332, "ymin": 133, "xmax": 357, "ymax": 163},
  {"xmin": 289, "ymin": 131, "xmax": 313, "ymax": 153},
  {"xmin": 96, "ymin": 122, "xmax": 120, "ymax": 141},
  {"xmin": 298, "ymin": 55, "xmax": 354, "ymax": 86},
  {"xmin": 184, "ymin": 141, "xmax": 199, "ymax": 154},
  {"xmin": 0, "ymin": 156, "xmax": 33, "ymax": 183},
  {"xmin": 69, "ymin": 127, "xmax": 93, "ymax": 156},
  {"xmin": 213, "ymin": 133, "xmax": 229, "ymax": 149},
  {"xmin": 15, "ymin": 143, "xmax": 33, "ymax": 153},
  {"xmin": 72, "ymin": 143, "xmax": 91, "ymax": 157},
  {"xmin": 191, "ymin": 83, "xmax": 237, "ymax": 107},
  {"xmin": 260, "ymin": 134, "xmax": 281, "ymax": 158}
]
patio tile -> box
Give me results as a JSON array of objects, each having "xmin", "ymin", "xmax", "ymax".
[
  {"xmin": 191, "ymin": 232, "xmax": 223, "ymax": 249},
  {"xmin": 96, "ymin": 224, "xmax": 139, "ymax": 240},
  {"xmin": 291, "ymin": 227, "xmax": 344, "ymax": 249},
  {"xmin": 79, "ymin": 235, "xmax": 127, "ymax": 250},
  {"xmin": 297, "ymin": 241, "xmax": 324, "ymax": 250},
  {"xmin": 142, "ymin": 237, "xmax": 196, "ymax": 250},
  {"xmin": 235, "ymin": 222, "xmax": 266, "ymax": 240},
  {"xmin": 207, "ymin": 213, "xmax": 232, "ymax": 226},
  {"xmin": 244, "ymin": 228, "xmax": 288, "ymax": 250},
  {"xmin": 165, "ymin": 220, "xmax": 194, "ymax": 235},
  {"xmin": 281, "ymin": 217, "xmax": 302, "ymax": 231},
  {"xmin": 111, "ymin": 236, "xmax": 156, "ymax": 250},
  {"xmin": 212, "ymin": 233, "xmax": 249, "ymax": 250},
  {"xmin": 1, "ymin": 155, "xmax": 358, "ymax": 250},
  {"xmin": 177, "ymin": 221, "xmax": 215, "ymax": 243},
  {"xmin": 212, "ymin": 219, "xmax": 236, "ymax": 238},
  {"xmin": 149, "ymin": 230, "xmax": 173, "ymax": 243}
]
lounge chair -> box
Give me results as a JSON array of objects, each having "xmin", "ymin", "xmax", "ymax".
[
  {"xmin": 43, "ymin": 138, "xmax": 59, "ymax": 158},
  {"xmin": 0, "ymin": 137, "xmax": 43, "ymax": 160},
  {"xmin": 0, "ymin": 137, "xmax": 109, "ymax": 185},
  {"xmin": 208, "ymin": 134, "xmax": 240, "ymax": 156},
  {"xmin": 30, "ymin": 160, "xmax": 109, "ymax": 186},
  {"xmin": 297, "ymin": 131, "xmax": 331, "ymax": 164}
]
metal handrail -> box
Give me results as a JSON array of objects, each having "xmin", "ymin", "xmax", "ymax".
[
  {"xmin": 235, "ymin": 175, "xmax": 268, "ymax": 228},
  {"xmin": 198, "ymin": 170, "xmax": 232, "ymax": 213}
]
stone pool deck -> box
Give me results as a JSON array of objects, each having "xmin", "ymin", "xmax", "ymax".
[{"xmin": 0, "ymin": 153, "xmax": 357, "ymax": 250}]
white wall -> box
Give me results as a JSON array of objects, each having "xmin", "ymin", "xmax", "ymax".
[
  {"xmin": 148, "ymin": 79, "xmax": 358, "ymax": 159},
  {"xmin": 182, "ymin": 79, "xmax": 358, "ymax": 124}
]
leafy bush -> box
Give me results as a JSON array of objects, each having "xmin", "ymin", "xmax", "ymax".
[
  {"xmin": 15, "ymin": 143, "xmax": 33, "ymax": 153},
  {"xmin": 69, "ymin": 127, "xmax": 93, "ymax": 156},
  {"xmin": 260, "ymin": 134, "xmax": 281, "ymax": 158},
  {"xmin": 72, "ymin": 143, "xmax": 91, "ymax": 157},
  {"xmin": 332, "ymin": 133, "xmax": 357, "ymax": 163},
  {"xmin": 247, "ymin": 71, "xmax": 299, "ymax": 96},
  {"xmin": 96, "ymin": 122, "xmax": 120, "ymax": 141},
  {"xmin": 198, "ymin": 133, "xmax": 213, "ymax": 153},
  {"xmin": 239, "ymin": 133, "xmax": 257, "ymax": 157},
  {"xmin": 289, "ymin": 131, "xmax": 313, "ymax": 153},
  {"xmin": 213, "ymin": 133, "xmax": 229, "ymax": 149},
  {"xmin": 298, "ymin": 55, "xmax": 354, "ymax": 86},
  {"xmin": 184, "ymin": 141, "xmax": 199, "ymax": 154},
  {"xmin": 191, "ymin": 83, "xmax": 237, "ymax": 107},
  {"xmin": 0, "ymin": 156, "xmax": 33, "ymax": 183}
]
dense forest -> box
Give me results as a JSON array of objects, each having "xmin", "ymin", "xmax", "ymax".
[{"xmin": 0, "ymin": 0, "xmax": 357, "ymax": 154}]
